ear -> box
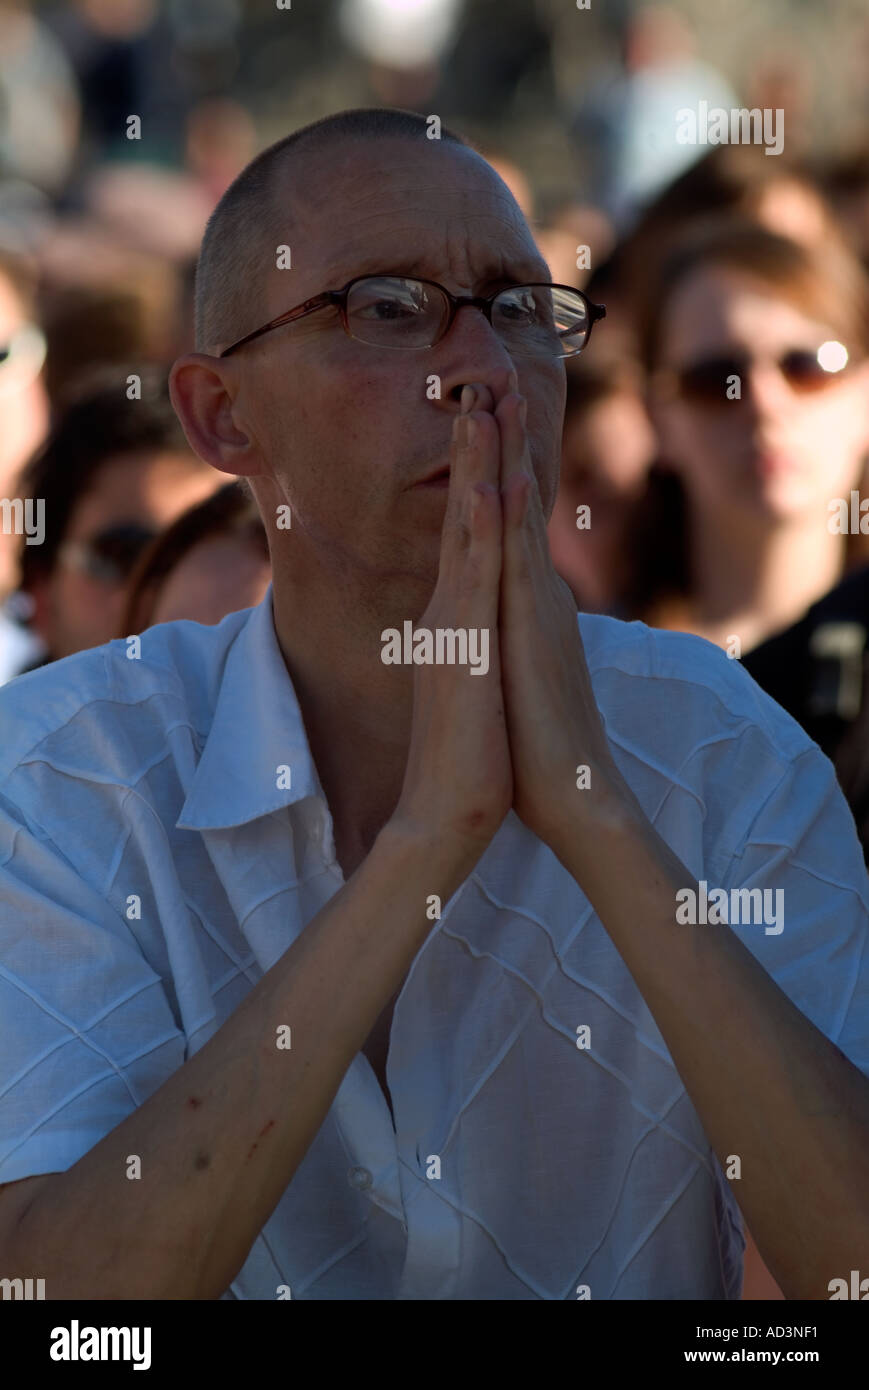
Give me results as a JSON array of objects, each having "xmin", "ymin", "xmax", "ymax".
[{"xmin": 168, "ymin": 353, "xmax": 263, "ymax": 480}]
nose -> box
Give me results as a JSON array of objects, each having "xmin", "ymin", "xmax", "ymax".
[
  {"xmin": 742, "ymin": 359, "xmax": 800, "ymax": 423},
  {"xmin": 435, "ymin": 300, "xmax": 518, "ymax": 407}
]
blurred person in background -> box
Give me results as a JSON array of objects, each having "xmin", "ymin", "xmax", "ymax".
[
  {"xmin": 0, "ymin": 0, "xmax": 80, "ymax": 197},
  {"xmin": 824, "ymin": 145, "xmax": 869, "ymax": 272},
  {"xmin": 608, "ymin": 143, "xmax": 849, "ymax": 344},
  {"xmin": 119, "ymin": 482, "xmax": 271, "ymax": 635},
  {"xmin": 634, "ymin": 142, "xmax": 841, "ymax": 253},
  {"xmin": 14, "ymin": 367, "xmax": 221, "ymax": 668},
  {"xmin": 548, "ymin": 341, "xmax": 656, "ymax": 614},
  {"xmin": 743, "ymin": 559, "xmax": 869, "ymax": 866},
  {"xmin": 627, "ymin": 218, "xmax": 869, "ymax": 655},
  {"xmin": 569, "ymin": 3, "xmax": 737, "ymax": 231},
  {"xmin": 339, "ymin": 0, "xmax": 464, "ymax": 107},
  {"xmin": 184, "ymin": 99, "xmax": 258, "ymax": 208},
  {"xmin": 742, "ymin": 41, "xmax": 814, "ymax": 163},
  {"xmin": 629, "ymin": 214, "xmax": 869, "ymax": 1301},
  {"xmin": 36, "ymin": 243, "xmax": 188, "ymax": 401},
  {"xmin": 0, "ymin": 248, "xmax": 50, "ymax": 684},
  {"xmin": 43, "ymin": 0, "xmax": 241, "ymax": 177}
]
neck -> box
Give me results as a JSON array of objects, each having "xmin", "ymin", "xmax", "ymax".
[
  {"xmin": 686, "ymin": 502, "xmax": 845, "ymax": 650},
  {"xmin": 270, "ymin": 537, "xmax": 430, "ymax": 861}
]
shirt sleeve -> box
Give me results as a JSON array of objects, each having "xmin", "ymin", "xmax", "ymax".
[
  {"xmin": 719, "ymin": 742, "xmax": 869, "ymax": 1080},
  {"xmin": 0, "ymin": 792, "xmax": 186, "ymax": 1185}
]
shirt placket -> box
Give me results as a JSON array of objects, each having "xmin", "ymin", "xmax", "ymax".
[
  {"xmin": 391, "ymin": 885, "xmax": 468, "ymax": 1300},
  {"xmin": 321, "ymin": 810, "xmax": 469, "ymax": 1296},
  {"xmin": 395, "ymin": 1152, "xmax": 463, "ymax": 1299},
  {"xmin": 331, "ymin": 1053, "xmax": 404, "ymax": 1224}
]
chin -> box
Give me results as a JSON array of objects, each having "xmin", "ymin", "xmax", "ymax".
[{"xmin": 756, "ymin": 484, "xmax": 821, "ymax": 522}]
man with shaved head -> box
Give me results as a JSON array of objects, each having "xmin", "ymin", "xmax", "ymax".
[{"xmin": 1, "ymin": 108, "xmax": 868, "ymax": 1302}]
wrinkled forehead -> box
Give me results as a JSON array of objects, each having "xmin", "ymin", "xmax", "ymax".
[{"xmin": 264, "ymin": 137, "xmax": 548, "ymax": 309}]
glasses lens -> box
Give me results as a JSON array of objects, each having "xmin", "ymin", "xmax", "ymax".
[
  {"xmin": 779, "ymin": 348, "xmax": 840, "ymax": 391},
  {"xmin": 677, "ymin": 355, "xmax": 746, "ymax": 404},
  {"xmin": 346, "ymin": 277, "xmax": 446, "ymax": 348},
  {"xmin": 89, "ymin": 525, "xmax": 156, "ymax": 583},
  {"xmin": 493, "ymin": 285, "xmax": 589, "ymax": 358},
  {"xmin": 678, "ymin": 346, "xmax": 850, "ymax": 405}
]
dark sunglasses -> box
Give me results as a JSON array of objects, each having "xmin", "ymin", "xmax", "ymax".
[
  {"xmin": 58, "ymin": 524, "xmax": 157, "ymax": 586},
  {"xmin": 670, "ymin": 344, "xmax": 851, "ymax": 406}
]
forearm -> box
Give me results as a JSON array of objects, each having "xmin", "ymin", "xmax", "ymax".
[
  {"xmin": 548, "ymin": 785, "xmax": 869, "ymax": 1299},
  {"xmin": 10, "ymin": 819, "xmax": 474, "ymax": 1300}
]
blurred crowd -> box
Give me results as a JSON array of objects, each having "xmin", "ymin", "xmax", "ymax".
[
  {"xmin": 4, "ymin": 9, "xmax": 869, "ymax": 816},
  {"xmin": 5, "ymin": 4, "xmax": 869, "ymax": 818},
  {"xmin": 3, "ymin": 0, "xmax": 869, "ymax": 1297}
]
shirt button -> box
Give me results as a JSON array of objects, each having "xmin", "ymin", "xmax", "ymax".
[{"xmin": 348, "ymin": 1166, "xmax": 373, "ymax": 1191}]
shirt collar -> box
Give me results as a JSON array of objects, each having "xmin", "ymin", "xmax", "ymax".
[{"xmin": 176, "ymin": 584, "xmax": 323, "ymax": 831}]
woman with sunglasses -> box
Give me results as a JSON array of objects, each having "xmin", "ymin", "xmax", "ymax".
[
  {"xmin": 624, "ymin": 216, "xmax": 869, "ymax": 1301},
  {"xmin": 627, "ymin": 217, "xmax": 869, "ymax": 654},
  {"xmin": 14, "ymin": 368, "xmax": 221, "ymax": 670}
]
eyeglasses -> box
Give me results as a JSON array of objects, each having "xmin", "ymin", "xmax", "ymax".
[
  {"xmin": 58, "ymin": 524, "xmax": 158, "ymax": 586},
  {"xmin": 664, "ymin": 343, "xmax": 852, "ymax": 407},
  {"xmin": 219, "ymin": 275, "xmax": 606, "ymax": 360}
]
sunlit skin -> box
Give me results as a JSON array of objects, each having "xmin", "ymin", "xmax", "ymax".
[
  {"xmin": 151, "ymin": 533, "xmax": 272, "ymax": 627},
  {"xmin": 650, "ymin": 263, "xmax": 869, "ymax": 649},
  {"xmin": 30, "ymin": 451, "xmax": 221, "ymax": 658}
]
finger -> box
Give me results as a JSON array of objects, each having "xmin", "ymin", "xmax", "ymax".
[
  {"xmin": 501, "ymin": 469, "xmax": 532, "ymax": 535},
  {"xmin": 500, "ymin": 472, "xmax": 535, "ymax": 607},
  {"xmin": 494, "ymin": 390, "xmax": 550, "ymax": 567},
  {"xmin": 460, "ymin": 382, "xmax": 495, "ymax": 416},
  {"xmin": 497, "ymin": 433, "xmax": 553, "ymax": 620},
  {"xmin": 441, "ymin": 407, "xmax": 500, "ymax": 570},
  {"xmin": 494, "ymin": 389, "xmax": 536, "ymax": 582},
  {"xmin": 461, "ymin": 480, "xmax": 502, "ymax": 621},
  {"xmin": 494, "ymin": 389, "xmax": 529, "ymax": 490}
]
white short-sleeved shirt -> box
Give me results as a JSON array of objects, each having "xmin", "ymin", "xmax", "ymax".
[
  {"xmin": 0, "ymin": 603, "xmax": 44, "ymax": 687},
  {"xmin": 1, "ymin": 585, "xmax": 867, "ymax": 1300}
]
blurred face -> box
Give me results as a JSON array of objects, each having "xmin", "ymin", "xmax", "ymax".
[
  {"xmin": 652, "ymin": 264, "xmax": 869, "ymax": 525},
  {"xmin": 548, "ymin": 388, "xmax": 655, "ymax": 607},
  {"xmin": 559, "ymin": 390, "xmax": 656, "ymax": 517},
  {"xmin": 34, "ymin": 451, "xmax": 220, "ymax": 658},
  {"xmin": 228, "ymin": 138, "xmax": 566, "ymax": 592},
  {"xmin": 0, "ymin": 275, "xmax": 50, "ymax": 597},
  {"xmin": 151, "ymin": 533, "xmax": 271, "ymax": 626}
]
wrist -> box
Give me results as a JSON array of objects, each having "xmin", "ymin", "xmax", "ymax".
[
  {"xmin": 545, "ymin": 762, "xmax": 640, "ymax": 864},
  {"xmin": 380, "ymin": 813, "xmax": 494, "ymax": 894}
]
